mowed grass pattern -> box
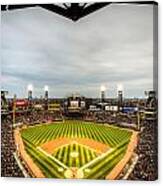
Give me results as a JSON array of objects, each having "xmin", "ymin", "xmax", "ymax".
[
  {"xmin": 21, "ymin": 120, "xmax": 132, "ymax": 179},
  {"xmin": 53, "ymin": 143, "xmax": 98, "ymax": 167}
]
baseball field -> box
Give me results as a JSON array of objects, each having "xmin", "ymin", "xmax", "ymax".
[{"xmin": 19, "ymin": 120, "xmax": 136, "ymax": 179}]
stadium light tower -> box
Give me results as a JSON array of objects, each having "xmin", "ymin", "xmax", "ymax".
[
  {"xmin": 100, "ymin": 85, "xmax": 106, "ymax": 103},
  {"xmin": 27, "ymin": 84, "xmax": 33, "ymax": 100},
  {"xmin": 117, "ymin": 84, "xmax": 123, "ymax": 108},
  {"xmin": 44, "ymin": 85, "xmax": 49, "ymax": 100}
]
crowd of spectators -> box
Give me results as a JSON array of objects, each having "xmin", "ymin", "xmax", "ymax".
[
  {"xmin": 128, "ymin": 119, "xmax": 158, "ymax": 180},
  {"xmin": 1, "ymin": 116, "xmax": 24, "ymax": 177},
  {"xmin": 14, "ymin": 110, "xmax": 63, "ymax": 125},
  {"xmin": 84, "ymin": 111, "xmax": 137, "ymax": 126}
]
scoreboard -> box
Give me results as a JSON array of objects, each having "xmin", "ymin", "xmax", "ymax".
[
  {"xmin": 70, "ymin": 101, "xmax": 79, "ymax": 108},
  {"xmin": 66, "ymin": 95, "xmax": 86, "ymax": 115}
]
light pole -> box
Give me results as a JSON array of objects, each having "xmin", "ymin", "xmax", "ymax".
[
  {"xmin": 44, "ymin": 85, "xmax": 49, "ymax": 100},
  {"xmin": 27, "ymin": 84, "xmax": 33, "ymax": 100},
  {"xmin": 100, "ymin": 85, "xmax": 106, "ymax": 103},
  {"xmin": 44, "ymin": 85, "xmax": 49, "ymax": 110},
  {"xmin": 27, "ymin": 84, "xmax": 33, "ymax": 110},
  {"xmin": 117, "ymin": 84, "xmax": 123, "ymax": 111},
  {"xmin": 100, "ymin": 85, "xmax": 106, "ymax": 111}
]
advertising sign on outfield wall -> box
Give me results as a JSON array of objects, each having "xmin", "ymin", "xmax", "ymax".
[
  {"xmin": 15, "ymin": 99, "xmax": 28, "ymax": 107},
  {"xmin": 105, "ymin": 106, "xmax": 118, "ymax": 111},
  {"xmin": 122, "ymin": 107, "xmax": 138, "ymax": 113}
]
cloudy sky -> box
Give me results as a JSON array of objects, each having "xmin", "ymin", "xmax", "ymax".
[{"xmin": 1, "ymin": 3, "xmax": 154, "ymax": 98}]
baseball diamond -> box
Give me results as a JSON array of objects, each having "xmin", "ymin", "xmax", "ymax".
[{"xmin": 18, "ymin": 120, "xmax": 136, "ymax": 179}]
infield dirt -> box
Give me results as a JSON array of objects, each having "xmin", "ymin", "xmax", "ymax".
[{"xmin": 40, "ymin": 137, "xmax": 110, "ymax": 154}]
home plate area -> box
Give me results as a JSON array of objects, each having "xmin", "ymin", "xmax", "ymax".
[{"xmin": 38, "ymin": 138, "xmax": 111, "ymax": 178}]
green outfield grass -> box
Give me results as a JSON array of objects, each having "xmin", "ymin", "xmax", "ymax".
[{"xmin": 21, "ymin": 120, "xmax": 132, "ymax": 179}]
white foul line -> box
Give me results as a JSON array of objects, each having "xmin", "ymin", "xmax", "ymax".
[{"xmin": 37, "ymin": 147, "xmax": 68, "ymax": 169}]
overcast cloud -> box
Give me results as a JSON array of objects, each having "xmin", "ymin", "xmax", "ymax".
[{"xmin": 1, "ymin": 4, "xmax": 154, "ymax": 98}]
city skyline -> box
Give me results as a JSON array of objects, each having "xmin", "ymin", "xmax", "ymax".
[{"xmin": 1, "ymin": 4, "xmax": 154, "ymax": 98}]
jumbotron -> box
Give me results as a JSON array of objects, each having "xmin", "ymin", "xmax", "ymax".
[{"xmin": 1, "ymin": 85, "xmax": 157, "ymax": 180}]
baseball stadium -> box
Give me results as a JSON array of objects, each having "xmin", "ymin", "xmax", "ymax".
[
  {"xmin": 1, "ymin": 2, "xmax": 158, "ymax": 181},
  {"xmin": 1, "ymin": 87, "xmax": 157, "ymax": 180}
]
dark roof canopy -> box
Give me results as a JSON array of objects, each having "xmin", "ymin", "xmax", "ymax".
[{"xmin": 1, "ymin": 2, "xmax": 157, "ymax": 22}]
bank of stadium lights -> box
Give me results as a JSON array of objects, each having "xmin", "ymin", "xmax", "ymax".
[
  {"xmin": 117, "ymin": 84, "xmax": 123, "ymax": 92},
  {"xmin": 100, "ymin": 85, "xmax": 106, "ymax": 103},
  {"xmin": 100, "ymin": 85, "xmax": 106, "ymax": 92},
  {"xmin": 44, "ymin": 85, "xmax": 49, "ymax": 92},
  {"xmin": 27, "ymin": 84, "xmax": 33, "ymax": 100},
  {"xmin": 27, "ymin": 84, "xmax": 33, "ymax": 91}
]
